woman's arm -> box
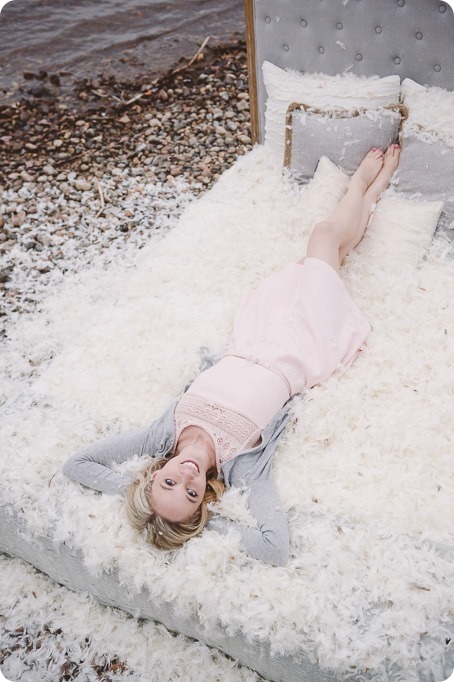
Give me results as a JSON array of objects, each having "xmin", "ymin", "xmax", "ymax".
[
  {"xmin": 62, "ymin": 401, "xmax": 178, "ymax": 495},
  {"xmin": 207, "ymin": 480, "xmax": 289, "ymax": 566},
  {"xmin": 62, "ymin": 426, "xmax": 156, "ymax": 495}
]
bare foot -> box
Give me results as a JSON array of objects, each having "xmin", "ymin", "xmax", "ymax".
[
  {"xmin": 350, "ymin": 148, "xmax": 385, "ymax": 194},
  {"xmin": 365, "ymin": 144, "xmax": 401, "ymax": 201}
]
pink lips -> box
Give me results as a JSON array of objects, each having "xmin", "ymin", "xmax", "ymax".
[{"xmin": 181, "ymin": 459, "xmax": 200, "ymax": 473}]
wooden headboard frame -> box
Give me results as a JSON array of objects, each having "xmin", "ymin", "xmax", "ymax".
[{"xmin": 244, "ymin": 0, "xmax": 454, "ymax": 144}]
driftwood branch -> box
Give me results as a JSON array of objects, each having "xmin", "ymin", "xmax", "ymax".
[
  {"xmin": 91, "ymin": 89, "xmax": 144, "ymax": 106},
  {"xmin": 94, "ymin": 177, "xmax": 105, "ymax": 219},
  {"xmin": 170, "ymin": 36, "xmax": 211, "ymax": 77},
  {"xmin": 54, "ymin": 149, "xmax": 91, "ymax": 167},
  {"xmin": 110, "ymin": 91, "xmax": 144, "ymax": 106}
]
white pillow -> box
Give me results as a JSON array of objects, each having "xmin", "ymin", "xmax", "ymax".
[
  {"xmin": 401, "ymin": 78, "xmax": 454, "ymax": 148},
  {"xmin": 356, "ymin": 197, "xmax": 444, "ymax": 269},
  {"xmin": 309, "ymin": 155, "xmax": 350, "ymax": 193},
  {"xmin": 262, "ymin": 61, "xmax": 401, "ymax": 161}
]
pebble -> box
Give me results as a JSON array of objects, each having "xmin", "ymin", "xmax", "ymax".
[
  {"xmin": 11, "ymin": 211, "xmax": 27, "ymax": 227},
  {"xmin": 37, "ymin": 234, "xmax": 52, "ymax": 246},
  {"xmin": 73, "ymin": 179, "xmax": 92, "ymax": 191}
]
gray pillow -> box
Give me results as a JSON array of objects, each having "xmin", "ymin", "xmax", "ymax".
[
  {"xmin": 394, "ymin": 134, "xmax": 454, "ymax": 238},
  {"xmin": 285, "ymin": 104, "xmax": 401, "ymax": 183}
]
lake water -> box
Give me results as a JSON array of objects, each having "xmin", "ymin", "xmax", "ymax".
[{"xmin": 0, "ymin": 0, "xmax": 245, "ymax": 98}]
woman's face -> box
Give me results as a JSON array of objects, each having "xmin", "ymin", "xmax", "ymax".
[{"xmin": 148, "ymin": 449, "xmax": 208, "ymax": 522}]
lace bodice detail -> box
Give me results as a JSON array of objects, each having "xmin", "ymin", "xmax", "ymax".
[{"xmin": 174, "ymin": 393, "xmax": 261, "ymax": 469}]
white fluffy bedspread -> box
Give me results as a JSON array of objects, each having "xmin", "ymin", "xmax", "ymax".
[{"xmin": 1, "ymin": 146, "xmax": 453, "ymax": 681}]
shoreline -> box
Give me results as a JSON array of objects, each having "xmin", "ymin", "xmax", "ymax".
[
  {"xmin": 0, "ymin": 39, "xmax": 252, "ymax": 329},
  {"xmin": 1, "ymin": 38, "xmax": 249, "ymax": 177},
  {"xmin": 0, "ymin": 29, "xmax": 246, "ymax": 108},
  {"xmin": 0, "ymin": 0, "xmax": 245, "ymax": 106}
]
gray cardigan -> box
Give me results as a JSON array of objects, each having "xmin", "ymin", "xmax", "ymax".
[{"xmin": 62, "ymin": 396, "xmax": 296, "ymax": 566}]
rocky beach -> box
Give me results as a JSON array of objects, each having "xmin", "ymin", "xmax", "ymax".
[
  {"xmin": 0, "ymin": 38, "xmax": 252, "ymax": 335},
  {"xmin": 0, "ymin": 36, "xmax": 257, "ymax": 681}
]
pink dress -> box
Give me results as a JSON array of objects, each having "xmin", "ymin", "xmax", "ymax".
[
  {"xmin": 174, "ymin": 258, "xmax": 371, "ymax": 469},
  {"xmin": 228, "ymin": 258, "xmax": 371, "ymax": 395}
]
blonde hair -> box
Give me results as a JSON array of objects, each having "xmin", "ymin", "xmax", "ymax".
[{"xmin": 124, "ymin": 456, "xmax": 225, "ymax": 550}]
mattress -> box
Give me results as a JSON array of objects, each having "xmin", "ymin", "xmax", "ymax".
[{"xmin": 1, "ymin": 147, "xmax": 453, "ymax": 682}]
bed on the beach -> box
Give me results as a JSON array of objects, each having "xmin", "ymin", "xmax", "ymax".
[{"xmin": 1, "ymin": 1, "xmax": 454, "ymax": 681}]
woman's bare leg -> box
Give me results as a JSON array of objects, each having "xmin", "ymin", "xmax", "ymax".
[
  {"xmin": 300, "ymin": 145, "xmax": 401, "ymax": 270},
  {"xmin": 301, "ymin": 149, "xmax": 384, "ymax": 271},
  {"xmin": 339, "ymin": 144, "xmax": 401, "ymax": 263}
]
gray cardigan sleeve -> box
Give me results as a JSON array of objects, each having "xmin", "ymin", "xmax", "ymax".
[
  {"xmin": 207, "ymin": 480, "xmax": 289, "ymax": 566},
  {"xmin": 62, "ymin": 401, "xmax": 178, "ymax": 495}
]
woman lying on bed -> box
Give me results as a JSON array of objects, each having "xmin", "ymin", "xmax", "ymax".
[{"xmin": 63, "ymin": 145, "xmax": 400, "ymax": 566}]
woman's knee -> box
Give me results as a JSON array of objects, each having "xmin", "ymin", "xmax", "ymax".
[{"xmin": 310, "ymin": 220, "xmax": 340, "ymax": 242}]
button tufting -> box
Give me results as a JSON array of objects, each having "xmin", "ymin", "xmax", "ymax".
[
  {"xmin": 397, "ymin": 0, "xmax": 405, "ymax": 6},
  {"xmin": 434, "ymin": 64, "xmax": 441, "ymax": 72},
  {"xmin": 283, "ymin": 44, "xmax": 289, "ymax": 52},
  {"xmin": 318, "ymin": 46, "xmax": 325, "ymax": 54},
  {"xmin": 356, "ymin": 54, "xmax": 363, "ymax": 61},
  {"xmin": 265, "ymin": 16, "xmax": 271, "ymax": 23},
  {"xmin": 337, "ymin": 22, "xmax": 343, "ymax": 29},
  {"xmin": 301, "ymin": 19, "xmax": 308, "ymax": 27},
  {"xmin": 416, "ymin": 32, "xmax": 423, "ymax": 39},
  {"xmin": 394, "ymin": 57, "xmax": 401, "ymax": 65},
  {"xmin": 375, "ymin": 26, "xmax": 382, "ymax": 33},
  {"xmin": 439, "ymin": 4, "xmax": 446, "ymax": 12}
]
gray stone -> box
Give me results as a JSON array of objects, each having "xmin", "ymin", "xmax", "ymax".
[{"xmin": 73, "ymin": 179, "xmax": 92, "ymax": 191}]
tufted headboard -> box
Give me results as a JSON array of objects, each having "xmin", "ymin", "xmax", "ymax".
[{"xmin": 244, "ymin": 0, "xmax": 454, "ymax": 144}]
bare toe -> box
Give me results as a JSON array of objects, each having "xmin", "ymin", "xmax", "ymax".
[
  {"xmin": 370, "ymin": 147, "xmax": 385, "ymax": 159},
  {"xmin": 383, "ymin": 144, "xmax": 401, "ymax": 171}
]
